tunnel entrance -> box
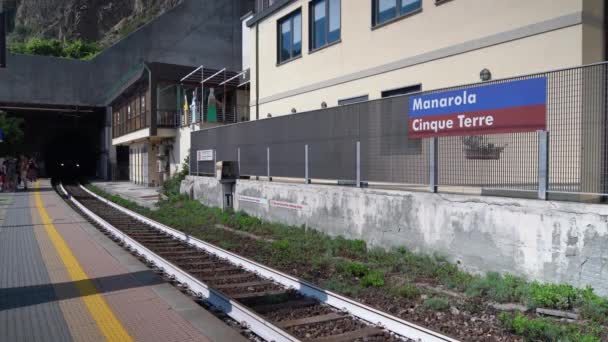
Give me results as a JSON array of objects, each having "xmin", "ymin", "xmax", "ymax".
[{"xmin": 3, "ymin": 106, "xmax": 105, "ymax": 179}]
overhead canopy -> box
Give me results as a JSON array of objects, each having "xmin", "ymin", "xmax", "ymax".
[{"xmin": 179, "ymin": 65, "xmax": 242, "ymax": 88}]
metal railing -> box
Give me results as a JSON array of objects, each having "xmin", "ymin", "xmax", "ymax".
[
  {"xmin": 180, "ymin": 108, "xmax": 243, "ymax": 127},
  {"xmin": 157, "ymin": 110, "xmax": 180, "ymax": 128},
  {"xmin": 190, "ymin": 62, "xmax": 608, "ymax": 202},
  {"xmin": 113, "ymin": 112, "xmax": 148, "ymax": 138}
]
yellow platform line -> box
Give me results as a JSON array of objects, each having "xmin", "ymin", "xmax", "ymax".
[{"xmin": 33, "ymin": 182, "xmax": 133, "ymax": 342}]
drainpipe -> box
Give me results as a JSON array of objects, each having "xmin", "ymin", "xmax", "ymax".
[
  {"xmin": 255, "ymin": 23, "xmax": 259, "ymax": 120},
  {"xmin": 0, "ymin": 11, "xmax": 6, "ymax": 68},
  {"xmin": 143, "ymin": 63, "xmax": 157, "ymax": 136},
  {"xmin": 0, "ymin": 1, "xmax": 15, "ymax": 69}
]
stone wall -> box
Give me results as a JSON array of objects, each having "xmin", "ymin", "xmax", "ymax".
[{"xmin": 182, "ymin": 176, "xmax": 608, "ymax": 295}]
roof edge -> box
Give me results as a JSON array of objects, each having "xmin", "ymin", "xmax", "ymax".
[{"xmin": 246, "ymin": 0, "xmax": 296, "ymax": 27}]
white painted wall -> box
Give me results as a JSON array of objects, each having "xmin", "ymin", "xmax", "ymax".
[
  {"xmin": 242, "ymin": 13, "xmax": 253, "ymax": 71},
  {"xmin": 248, "ymin": 0, "xmax": 603, "ymax": 117}
]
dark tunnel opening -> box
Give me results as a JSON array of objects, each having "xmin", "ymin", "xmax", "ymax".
[{"xmin": 4, "ymin": 108, "xmax": 104, "ymax": 180}]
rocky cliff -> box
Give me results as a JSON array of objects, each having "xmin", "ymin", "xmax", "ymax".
[{"xmin": 11, "ymin": 0, "xmax": 183, "ymax": 46}]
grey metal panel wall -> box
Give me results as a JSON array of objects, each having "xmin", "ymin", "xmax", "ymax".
[
  {"xmin": 191, "ymin": 95, "xmax": 426, "ymax": 183},
  {"xmin": 191, "ymin": 62, "xmax": 608, "ymax": 197}
]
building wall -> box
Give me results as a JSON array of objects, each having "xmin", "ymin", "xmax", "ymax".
[
  {"xmin": 250, "ymin": 0, "xmax": 604, "ymax": 117},
  {"xmin": 182, "ymin": 176, "xmax": 608, "ymax": 295}
]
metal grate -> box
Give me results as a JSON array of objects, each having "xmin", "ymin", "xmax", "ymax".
[{"xmin": 190, "ymin": 62, "xmax": 608, "ymax": 200}]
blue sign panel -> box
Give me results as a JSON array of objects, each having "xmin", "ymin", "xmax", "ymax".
[{"xmin": 408, "ymin": 78, "xmax": 547, "ymax": 138}]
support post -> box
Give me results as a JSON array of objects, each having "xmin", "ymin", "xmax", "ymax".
[
  {"xmin": 305, "ymin": 144, "xmax": 310, "ymax": 184},
  {"xmin": 429, "ymin": 137, "xmax": 438, "ymax": 193},
  {"xmin": 267, "ymin": 147, "xmax": 271, "ymax": 181},
  {"xmin": 538, "ymin": 130, "xmax": 549, "ymax": 200},
  {"xmin": 237, "ymin": 147, "xmax": 241, "ymax": 175},
  {"xmin": 356, "ymin": 141, "xmax": 361, "ymax": 188},
  {"xmin": 0, "ymin": 11, "xmax": 6, "ymax": 68},
  {"xmin": 196, "ymin": 151, "xmax": 199, "ymax": 176}
]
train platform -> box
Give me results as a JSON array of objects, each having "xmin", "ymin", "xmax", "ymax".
[
  {"xmin": 90, "ymin": 181, "xmax": 161, "ymax": 210},
  {"xmin": 0, "ymin": 179, "xmax": 246, "ymax": 342}
]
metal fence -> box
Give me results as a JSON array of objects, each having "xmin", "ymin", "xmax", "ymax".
[{"xmin": 190, "ymin": 62, "xmax": 608, "ymax": 201}]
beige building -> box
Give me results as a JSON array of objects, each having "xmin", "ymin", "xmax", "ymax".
[{"xmin": 247, "ymin": 0, "xmax": 605, "ymax": 118}]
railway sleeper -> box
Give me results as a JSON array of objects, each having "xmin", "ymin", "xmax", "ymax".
[{"xmin": 62, "ymin": 185, "xmax": 419, "ymax": 342}]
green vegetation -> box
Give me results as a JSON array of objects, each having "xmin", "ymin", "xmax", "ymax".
[
  {"xmin": 0, "ymin": 113, "xmax": 25, "ymax": 155},
  {"xmin": 396, "ymin": 283, "xmax": 421, "ymax": 300},
  {"xmin": 118, "ymin": 8, "xmax": 160, "ymax": 39},
  {"xmin": 337, "ymin": 261, "xmax": 369, "ymax": 278},
  {"xmin": 84, "ymin": 183, "xmax": 608, "ymax": 341},
  {"xmin": 360, "ymin": 270, "xmax": 385, "ymax": 288},
  {"xmin": 422, "ymin": 297, "xmax": 450, "ymax": 311},
  {"xmin": 10, "ymin": 38, "xmax": 100, "ymax": 60},
  {"xmin": 526, "ymin": 282, "xmax": 581, "ymax": 310},
  {"xmin": 162, "ymin": 156, "xmax": 189, "ymax": 197},
  {"xmin": 499, "ymin": 312, "xmax": 601, "ymax": 342},
  {"xmin": 466, "ymin": 272, "xmax": 528, "ymax": 303}
]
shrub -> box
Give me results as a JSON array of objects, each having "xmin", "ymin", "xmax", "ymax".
[
  {"xmin": 579, "ymin": 287, "xmax": 608, "ymax": 324},
  {"xmin": 9, "ymin": 38, "xmax": 100, "ymax": 60},
  {"xmin": 63, "ymin": 40, "xmax": 100, "ymax": 59},
  {"xmin": 360, "ymin": 270, "xmax": 385, "ymax": 288},
  {"xmin": 337, "ymin": 261, "xmax": 369, "ymax": 278},
  {"xmin": 499, "ymin": 312, "xmax": 600, "ymax": 342},
  {"xmin": 162, "ymin": 156, "xmax": 189, "ymax": 197},
  {"xmin": 332, "ymin": 237, "xmax": 367, "ymax": 258},
  {"xmin": 466, "ymin": 272, "xmax": 528, "ymax": 303},
  {"xmin": 526, "ymin": 282, "xmax": 580, "ymax": 310},
  {"xmin": 397, "ymin": 284, "xmax": 421, "ymax": 300},
  {"xmin": 422, "ymin": 297, "xmax": 450, "ymax": 311}
]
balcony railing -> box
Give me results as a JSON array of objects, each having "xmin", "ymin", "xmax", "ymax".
[
  {"xmin": 179, "ymin": 109, "xmax": 248, "ymax": 127},
  {"xmin": 113, "ymin": 112, "xmax": 149, "ymax": 138},
  {"xmin": 157, "ymin": 110, "xmax": 180, "ymax": 128}
]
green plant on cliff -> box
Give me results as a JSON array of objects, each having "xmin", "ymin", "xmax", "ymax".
[{"xmin": 9, "ymin": 38, "xmax": 100, "ymax": 60}]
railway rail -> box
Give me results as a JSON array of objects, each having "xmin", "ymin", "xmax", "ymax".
[{"xmin": 60, "ymin": 183, "xmax": 458, "ymax": 342}]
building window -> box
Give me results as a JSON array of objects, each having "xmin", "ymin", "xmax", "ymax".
[
  {"xmin": 381, "ymin": 84, "xmax": 421, "ymax": 98},
  {"xmin": 338, "ymin": 95, "xmax": 369, "ymax": 106},
  {"xmin": 277, "ymin": 9, "xmax": 302, "ymax": 64},
  {"xmin": 140, "ymin": 94, "xmax": 146, "ymax": 113},
  {"xmin": 310, "ymin": 0, "xmax": 341, "ymax": 51},
  {"xmin": 373, "ymin": 0, "xmax": 421, "ymax": 27}
]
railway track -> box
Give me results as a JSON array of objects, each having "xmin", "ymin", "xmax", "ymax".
[{"xmin": 60, "ymin": 183, "xmax": 458, "ymax": 342}]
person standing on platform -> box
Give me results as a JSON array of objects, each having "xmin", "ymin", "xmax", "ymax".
[
  {"xmin": 6, "ymin": 157, "xmax": 18, "ymax": 192},
  {"xmin": 27, "ymin": 157, "xmax": 38, "ymax": 182},
  {"xmin": 19, "ymin": 155, "xmax": 28, "ymax": 190}
]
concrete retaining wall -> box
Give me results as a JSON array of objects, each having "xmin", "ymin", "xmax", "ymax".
[
  {"xmin": 181, "ymin": 175, "xmax": 223, "ymax": 208},
  {"xmin": 183, "ymin": 176, "xmax": 608, "ymax": 295}
]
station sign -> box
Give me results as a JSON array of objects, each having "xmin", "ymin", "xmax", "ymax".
[
  {"xmin": 196, "ymin": 149, "xmax": 214, "ymax": 161},
  {"xmin": 408, "ymin": 77, "xmax": 547, "ymax": 138}
]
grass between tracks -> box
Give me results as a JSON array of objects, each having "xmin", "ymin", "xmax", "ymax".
[{"xmin": 86, "ymin": 183, "xmax": 608, "ymax": 341}]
